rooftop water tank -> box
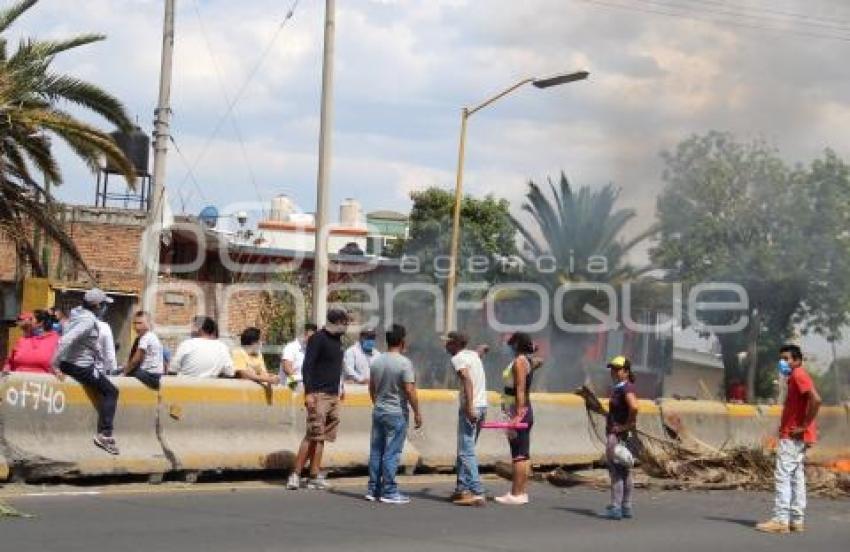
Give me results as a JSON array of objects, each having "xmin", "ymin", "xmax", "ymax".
[
  {"xmin": 270, "ymin": 195, "xmax": 294, "ymax": 222},
  {"xmin": 106, "ymin": 126, "xmax": 150, "ymax": 176},
  {"xmin": 339, "ymin": 198, "xmax": 363, "ymax": 228}
]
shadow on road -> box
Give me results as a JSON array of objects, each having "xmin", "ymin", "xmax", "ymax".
[
  {"xmin": 554, "ymin": 507, "xmax": 604, "ymax": 520},
  {"xmin": 704, "ymin": 516, "xmax": 756, "ymax": 528},
  {"xmin": 328, "ymin": 487, "xmax": 451, "ymax": 505}
]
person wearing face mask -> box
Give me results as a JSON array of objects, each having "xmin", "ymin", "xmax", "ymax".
[
  {"xmin": 287, "ymin": 308, "xmax": 349, "ymax": 491},
  {"xmin": 51, "ymin": 288, "xmax": 120, "ymax": 455},
  {"xmin": 231, "ymin": 327, "xmax": 278, "ymax": 386},
  {"xmin": 281, "ymin": 323, "xmax": 318, "ymax": 391},
  {"xmin": 757, "ymin": 344, "xmax": 822, "ymax": 534},
  {"xmin": 343, "ymin": 328, "xmax": 379, "ymax": 384}
]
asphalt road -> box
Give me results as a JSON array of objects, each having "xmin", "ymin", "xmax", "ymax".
[{"xmin": 2, "ymin": 476, "xmax": 849, "ymax": 552}]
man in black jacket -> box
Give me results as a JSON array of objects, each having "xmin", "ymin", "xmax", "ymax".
[{"xmin": 287, "ymin": 309, "xmax": 349, "ymax": 491}]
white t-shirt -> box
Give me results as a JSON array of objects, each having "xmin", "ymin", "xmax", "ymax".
[
  {"xmin": 452, "ymin": 349, "xmax": 488, "ymax": 409},
  {"xmin": 137, "ymin": 331, "xmax": 164, "ymax": 375},
  {"xmin": 343, "ymin": 344, "xmax": 379, "ymax": 383},
  {"xmin": 282, "ymin": 339, "xmax": 305, "ymax": 381},
  {"xmin": 95, "ymin": 321, "xmax": 118, "ymax": 375},
  {"xmin": 172, "ymin": 337, "xmax": 235, "ymax": 378}
]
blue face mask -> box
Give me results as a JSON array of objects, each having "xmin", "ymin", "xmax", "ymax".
[
  {"xmin": 361, "ymin": 339, "xmax": 376, "ymax": 353},
  {"xmin": 52, "ymin": 322, "xmax": 63, "ymax": 335},
  {"xmin": 778, "ymin": 359, "xmax": 792, "ymax": 377}
]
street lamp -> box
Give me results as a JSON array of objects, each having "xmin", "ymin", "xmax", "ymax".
[{"xmin": 444, "ymin": 70, "xmax": 589, "ymax": 332}]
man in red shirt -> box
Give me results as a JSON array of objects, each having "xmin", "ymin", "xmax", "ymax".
[{"xmin": 757, "ymin": 344, "xmax": 821, "ymax": 534}]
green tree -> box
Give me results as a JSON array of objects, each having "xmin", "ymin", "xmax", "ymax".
[
  {"xmin": 402, "ymin": 187, "xmax": 517, "ymax": 284},
  {"xmin": 651, "ymin": 132, "xmax": 850, "ymax": 400},
  {"xmin": 0, "ymin": 0, "xmax": 134, "ymax": 277}
]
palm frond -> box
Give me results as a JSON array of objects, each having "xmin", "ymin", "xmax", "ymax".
[{"xmin": 0, "ymin": 0, "xmax": 36, "ymax": 34}]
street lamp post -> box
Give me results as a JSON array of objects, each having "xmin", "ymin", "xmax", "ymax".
[{"xmin": 443, "ymin": 70, "xmax": 589, "ymax": 332}]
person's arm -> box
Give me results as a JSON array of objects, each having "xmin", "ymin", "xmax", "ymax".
[
  {"xmin": 342, "ymin": 347, "xmax": 357, "ymax": 381},
  {"xmin": 456, "ymin": 366, "xmax": 477, "ymax": 422},
  {"xmin": 368, "ymin": 376, "xmax": 377, "ymax": 405},
  {"xmin": 101, "ymin": 326, "xmax": 118, "ymax": 375},
  {"xmin": 511, "ymin": 355, "xmax": 530, "ymax": 423},
  {"xmin": 52, "ymin": 317, "xmax": 94, "ymax": 367},
  {"xmin": 404, "ymin": 382, "xmax": 423, "ymax": 429},
  {"xmin": 170, "ymin": 342, "xmax": 187, "ymax": 375},
  {"xmin": 301, "ymin": 334, "xmax": 320, "ymax": 408},
  {"xmin": 281, "ymin": 344, "xmax": 297, "ymax": 376},
  {"xmin": 791, "ymin": 380, "xmax": 822, "ymax": 439},
  {"xmin": 125, "ymin": 346, "xmax": 145, "ymax": 375}
]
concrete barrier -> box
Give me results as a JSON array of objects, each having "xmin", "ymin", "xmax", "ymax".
[
  {"xmin": 808, "ymin": 405, "xmax": 850, "ymax": 464},
  {"xmin": 157, "ymin": 377, "xmax": 300, "ymax": 473},
  {"xmin": 659, "ymin": 399, "xmax": 731, "ymax": 452},
  {"xmin": 727, "ymin": 403, "xmax": 776, "ymax": 450},
  {"xmin": 0, "ymin": 373, "xmax": 169, "ymax": 480},
  {"xmin": 323, "ymin": 385, "xmax": 420, "ymax": 472}
]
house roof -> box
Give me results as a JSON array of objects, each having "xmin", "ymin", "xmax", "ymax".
[{"xmin": 367, "ymin": 210, "xmax": 408, "ymax": 221}]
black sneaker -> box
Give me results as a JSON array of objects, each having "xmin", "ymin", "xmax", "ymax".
[{"xmin": 94, "ymin": 434, "xmax": 120, "ymax": 455}]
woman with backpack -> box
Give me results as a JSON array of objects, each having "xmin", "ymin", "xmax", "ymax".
[
  {"xmin": 495, "ymin": 332, "xmax": 541, "ymax": 505},
  {"xmin": 603, "ymin": 355, "xmax": 640, "ymax": 520}
]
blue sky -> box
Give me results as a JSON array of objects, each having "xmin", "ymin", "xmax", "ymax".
[
  {"xmin": 16, "ymin": 0, "xmax": 850, "ymax": 236},
  {"xmin": 10, "ymin": 0, "xmax": 850, "ymax": 366}
]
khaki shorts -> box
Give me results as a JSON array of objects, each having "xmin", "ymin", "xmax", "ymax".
[{"xmin": 306, "ymin": 392, "xmax": 340, "ymax": 442}]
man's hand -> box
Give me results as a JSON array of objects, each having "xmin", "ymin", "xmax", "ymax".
[
  {"xmin": 305, "ymin": 393, "xmax": 317, "ymax": 409},
  {"xmin": 414, "ymin": 411, "xmax": 423, "ymax": 429},
  {"xmin": 511, "ymin": 406, "xmax": 528, "ymax": 426},
  {"xmin": 465, "ymin": 407, "xmax": 479, "ymax": 424}
]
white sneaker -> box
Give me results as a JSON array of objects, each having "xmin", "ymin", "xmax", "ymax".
[
  {"xmin": 307, "ymin": 476, "xmax": 332, "ymax": 490},
  {"xmin": 286, "ymin": 473, "xmax": 301, "ymax": 490},
  {"xmin": 494, "ymin": 493, "xmax": 529, "ymax": 505}
]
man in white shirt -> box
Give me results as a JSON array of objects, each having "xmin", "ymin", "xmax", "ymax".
[
  {"xmin": 445, "ymin": 331, "xmax": 488, "ymax": 506},
  {"xmin": 171, "ymin": 317, "xmax": 235, "ymax": 379},
  {"xmin": 343, "ymin": 328, "xmax": 379, "ymax": 384},
  {"xmin": 124, "ymin": 311, "xmax": 164, "ymax": 389},
  {"xmin": 94, "ymin": 319, "xmax": 118, "ymax": 375},
  {"xmin": 281, "ymin": 323, "xmax": 317, "ymax": 390}
]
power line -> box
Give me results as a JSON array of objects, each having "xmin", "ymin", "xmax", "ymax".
[
  {"xmin": 175, "ymin": 0, "xmax": 301, "ymax": 207},
  {"xmin": 633, "ymin": 0, "xmax": 850, "ymax": 34},
  {"xmin": 169, "ymin": 133, "xmax": 206, "ymax": 210},
  {"xmin": 191, "ymin": 0, "xmax": 266, "ymax": 215},
  {"xmin": 678, "ymin": 0, "xmax": 850, "ymax": 30},
  {"xmin": 575, "ymin": 0, "xmax": 850, "ymax": 43}
]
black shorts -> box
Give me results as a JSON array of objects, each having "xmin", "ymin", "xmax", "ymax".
[{"xmin": 507, "ymin": 406, "xmax": 533, "ymax": 462}]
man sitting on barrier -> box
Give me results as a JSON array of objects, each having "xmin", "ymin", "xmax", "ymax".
[
  {"xmin": 757, "ymin": 344, "xmax": 822, "ymax": 535},
  {"xmin": 172, "ymin": 317, "xmax": 235, "ymax": 379},
  {"xmin": 124, "ymin": 311, "xmax": 165, "ymax": 389},
  {"xmin": 287, "ymin": 308, "xmax": 349, "ymax": 491},
  {"xmin": 51, "ymin": 288, "xmax": 121, "ymax": 455},
  {"xmin": 232, "ymin": 327, "xmax": 279, "ymax": 386}
]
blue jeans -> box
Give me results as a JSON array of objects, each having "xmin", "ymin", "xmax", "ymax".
[
  {"xmin": 367, "ymin": 410, "xmax": 408, "ymax": 498},
  {"xmin": 455, "ymin": 406, "xmax": 487, "ymax": 496}
]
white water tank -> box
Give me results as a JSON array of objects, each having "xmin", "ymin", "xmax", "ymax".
[
  {"xmin": 270, "ymin": 195, "xmax": 294, "ymax": 222},
  {"xmin": 339, "ymin": 198, "xmax": 363, "ymax": 228}
]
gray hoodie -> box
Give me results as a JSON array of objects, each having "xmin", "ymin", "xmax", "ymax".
[{"xmin": 52, "ymin": 306, "xmax": 101, "ymax": 368}]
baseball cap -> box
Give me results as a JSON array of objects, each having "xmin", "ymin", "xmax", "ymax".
[
  {"xmin": 607, "ymin": 355, "xmax": 629, "ymax": 369},
  {"xmin": 84, "ymin": 288, "xmax": 114, "ymax": 305}
]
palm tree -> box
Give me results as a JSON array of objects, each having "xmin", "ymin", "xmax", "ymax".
[
  {"xmin": 510, "ymin": 172, "xmax": 657, "ymax": 390},
  {"xmin": 512, "ymin": 172, "xmax": 653, "ymax": 289},
  {"xmin": 0, "ymin": 0, "xmax": 134, "ymax": 278}
]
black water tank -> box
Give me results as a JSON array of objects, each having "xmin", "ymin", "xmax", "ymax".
[{"xmin": 106, "ymin": 126, "xmax": 150, "ymax": 176}]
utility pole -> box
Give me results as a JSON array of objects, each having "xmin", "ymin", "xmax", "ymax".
[
  {"xmin": 142, "ymin": 0, "xmax": 175, "ymax": 309},
  {"xmin": 312, "ymin": 0, "xmax": 336, "ymax": 327}
]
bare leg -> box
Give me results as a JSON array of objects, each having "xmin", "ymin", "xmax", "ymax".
[
  {"xmin": 309, "ymin": 441, "xmax": 325, "ymax": 478},
  {"xmin": 512, "ymin": 460, "xmax": 530, "ymax": 496},
  {"xmin": 292, "ymin": 438, "xmax": 313, "ymax": 476}
]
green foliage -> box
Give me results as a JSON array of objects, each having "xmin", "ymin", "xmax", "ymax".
[
  {"xmin": 0, "ymin": 0, "xmax": 134, "ymax": 278},
  {"xmin": 402, "ymin": 187, "xmax": 517, "ymax": 283},
  {"xmin": 651, "ymin": 131, "xmax": 850, "ymax": 398}
]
